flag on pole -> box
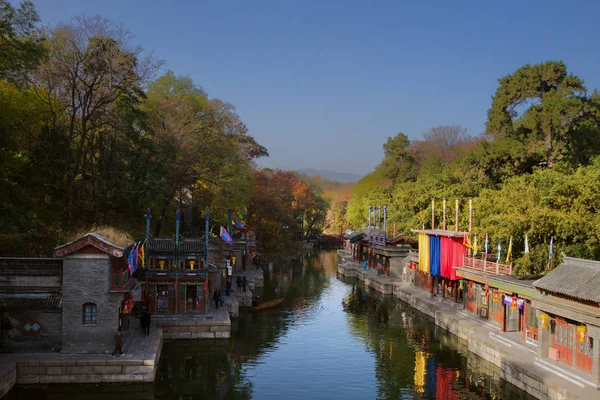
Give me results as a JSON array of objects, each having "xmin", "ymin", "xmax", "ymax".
[
  {"xmin": 463, "ymin": 234, "xmax": 473, "ymax": 249},
  {"xmin": 473, "ymin": 234, "xmax": 478, "ymax": 256},
  {"xmin": 524, "ymin": 235, "xmax": 530, "ymax": 254},
  {"xmin": 506, "ymin": 236, "xmax": 513, "ymax": 264},
  {"xmin": 497, "ymin": 238, "xmax": 502, "ymax": 262},
  {"xmin": 140, "ymin": 241, "xmax": 145, "ymax": 268},
  {"xmin": 220, "ymin": 226, "xmax": 234, "ymax": 245},
  {"xmin": 484, "ymin": 234, "xmax": 489, "ymax": 259},
  {"xmin": 547, "ymin": 237, "xmax": 554, "ymax": 270},
  {"xmin": 235, "ymin": 219, "xmax": 246, "ymax": 230}
]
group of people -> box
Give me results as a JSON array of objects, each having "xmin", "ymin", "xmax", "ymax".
[
  {"xmin": 236, "ymin": 275, "xmax": 247, "ymax": 292},
  {"xmin": 213, "ymin": 275, "xmax": 248, "ymax": 310}
]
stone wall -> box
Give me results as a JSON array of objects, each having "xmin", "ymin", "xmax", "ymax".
[
  {"xmin": 61, "ymin": 255, "xmax": 122, "ymax": 353},
  {"xmin": 159, "ymin": 321, "xmax": 231, "ymax": 340},
  {"xmin": 0, "ymin": 362, "xmax": 15, "ymax": 399},
  {"xmin": 3, "ymin": 310, "xmax": 61, "ymax": 353}
]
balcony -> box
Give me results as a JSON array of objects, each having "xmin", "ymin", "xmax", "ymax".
[{"xmin": 462, "ymin": 256, "xmax": 512, "ymax": 275}]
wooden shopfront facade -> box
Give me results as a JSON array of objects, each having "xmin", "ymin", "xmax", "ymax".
[
  {"xmin": 455, "ymin": 263, "xmax": 539, "ymax": 340},
  {"xmin": 532, "ymin": 256, "xmax": 600, "ymax": 378},
  {"xmin": 146, "ymin": 237, "xmax": 217, "ymax": 314}
]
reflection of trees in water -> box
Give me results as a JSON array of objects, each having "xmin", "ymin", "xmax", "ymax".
[
  {"xmin": 155, "ymin": 251, "xmax": 335, "ymax": 400},
  {"xmin": 342, "ymin": 284, "xmax": 534, "ymax": 400}
]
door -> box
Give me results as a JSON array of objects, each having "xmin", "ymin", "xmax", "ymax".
[
  {"xmin": 186, "ymin": 285, "xmax": 197, "ymax": 311},
  {"xmin": 157, "ymin": 285, "xmax": 168, "ymax": 311},
  {"xmin": 552, "ymin": 321, "xmax": 574, "ymax": 366},
  {"xmin": 506, "ymin": 305, "xmax": 520, "ymax": 332}
]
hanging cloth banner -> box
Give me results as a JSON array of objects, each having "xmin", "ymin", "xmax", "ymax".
[
  {"xmin": 429, "ymin": 235, "xmax": 441, "ymax": 277},
  {"xmin": 418, "ymin": 234, "xmax": 430, "ymax": 273}
]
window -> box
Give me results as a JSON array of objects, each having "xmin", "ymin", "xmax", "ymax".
[
  {"xmin": 529, "ymin": 304, "xmax": 538, "ymax": 328},
  {"xmin": 83, "ymin": 303, "xmax": 97, "ymax": 325}
]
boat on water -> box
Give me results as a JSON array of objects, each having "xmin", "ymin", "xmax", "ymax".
[{"xmin": 252, "ymin": 298, "xmax": 284, "ymax": 311}]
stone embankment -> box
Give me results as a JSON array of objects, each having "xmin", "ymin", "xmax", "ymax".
[
  {"xmin": 337, "ymin": 254, "xmax": 599, "ymax": 400},
  {"xmin": 0, "ymin": 329, "xmax": 162, "ymax": 398},
  {"xmin": 1, "ymin": 267, "xmax": 267, "ymax": 398}
]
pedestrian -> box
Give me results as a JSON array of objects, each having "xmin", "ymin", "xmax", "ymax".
[
  {"xmin": 226, "ymin": 278, "xmax": 231, "ymax": 297},
  {"xmin": 111, "ymin": 329, "xmax": 124, "ymax": 357},
  {"xmin": 236, "ymin": 276, "xmax": 242, "ymax": 291},
  {"xmin": 242, "ymin": 276, "xmax": 247, "ymax": 292},
  {"xmin": 144, "ymin": 312, "xmax": 151, "ymax": 336},
  {"xmin": 213, "ymin": 290, "xmax": 220, "ymax": 309},
  {"xmin": 140, "ymin": 311, "xmax": 146, "ymax": 336}
]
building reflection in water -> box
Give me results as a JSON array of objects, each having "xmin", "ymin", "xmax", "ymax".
[{"xmin": 341, "ymin": 282, "xmax": 533, "ymax": 400}]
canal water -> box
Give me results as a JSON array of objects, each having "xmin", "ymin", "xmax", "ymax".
[{"xmin": 9, "ymin": 251, "xmax": 535, "ymax": 400}]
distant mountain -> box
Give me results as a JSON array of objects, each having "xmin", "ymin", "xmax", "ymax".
[{"xmin": 295, "ymin": 168, "xmax": 362, "ymax": 183}]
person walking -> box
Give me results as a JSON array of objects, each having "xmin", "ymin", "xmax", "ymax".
[
  {"xmin": 213, "ymin": 290, "xmax": 220, "ymax": 309},
  {"xmin": 236, "ymin": 276, "xmax": 242, "ymax": 291},
  {"xmin": 111, "ymin": 329, "xmax": 124, "ymax": 357},
  {"xmin": 242, "ymin": 276, "xmax": 247, "ymax": 292},
  {"xmin": 144, "ymin": 312, "xmax": 151, "ymax": 336},
  {"xmin": 140, "ymin": 311, "xmax": 147, "ymax": 336}
]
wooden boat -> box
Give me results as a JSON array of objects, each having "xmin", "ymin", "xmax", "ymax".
[{"xmin": 252, "ymin": 298, "xmax": 284, "ymax": 311}]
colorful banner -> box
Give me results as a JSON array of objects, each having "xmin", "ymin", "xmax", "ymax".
[
  {"xmin": 235, "ymin": 219, "xmax": 246, "ymax": 230},
  {"xmin": 429, "ymin": 235, "xmax": 441, "ymax": 277},
  {"xmin": 418, "ymin": 234, "xmax": 430, "ymax": 273},
  {"xmin": 220, "ymin": 226, "xmax": 234, "ymax": 245}
]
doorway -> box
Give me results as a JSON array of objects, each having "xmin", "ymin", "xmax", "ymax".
[
  {"xmin": 157, "ymin": 285, "xmax": 169, "ymax": 311},
  {"xmin": 186, "ymin": 285, "xmax": 198, "ymax": 311}
]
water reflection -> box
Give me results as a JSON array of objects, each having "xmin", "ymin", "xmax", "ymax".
[
  {"xmin": 340, "ymin": 280, "xmax": 534, "ymax": 399},
  {"xmin": 8, "ymin": 251, "xmax": 533, "ymax": 400}
]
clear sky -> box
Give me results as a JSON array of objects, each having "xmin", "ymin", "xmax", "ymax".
[{"xmin": 30, "ymin": 0, "xmax": 600, "ymax": 176}]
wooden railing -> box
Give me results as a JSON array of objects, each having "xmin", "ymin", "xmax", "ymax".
[{"xmin": 462, "ymin": 256, "xmax": 512, "ymax": 275}]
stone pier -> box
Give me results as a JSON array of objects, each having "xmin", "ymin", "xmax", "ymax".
[
  {"xmin": 0, "ymin": 329, "xmax": 162, "ymax": 398},
  {"xmin": 154, "ymin": 308, "xmax": 231, "ymax": 340}
]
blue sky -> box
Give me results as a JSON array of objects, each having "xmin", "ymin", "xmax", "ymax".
[{"xmin": 31, "ymin": 0, "xmax": 600, "ymax": 176}]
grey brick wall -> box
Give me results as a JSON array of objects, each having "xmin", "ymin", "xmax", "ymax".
[
  {"xmin": 61, "ymin": 256, "xmax": 122, "ymax": 353},
  {"xmin": 3, "ymin": 310, "xmax": 61, "ymax": 352}
]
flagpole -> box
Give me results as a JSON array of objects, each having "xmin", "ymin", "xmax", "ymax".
[{"xmin": 496, "ymin": 236, "xmax": 500, "ymax": 275}]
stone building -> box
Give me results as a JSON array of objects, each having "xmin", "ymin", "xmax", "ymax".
[{"xmin": 55, "ymin": 232, "xmax": 133, "ymax": 353}]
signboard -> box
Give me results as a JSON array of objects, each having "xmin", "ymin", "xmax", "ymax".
[{"xmin": 227, "ymin": 260, "xmax": 232, "ymax": 276}]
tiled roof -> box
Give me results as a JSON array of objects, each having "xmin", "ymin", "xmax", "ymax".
[
  {"xmin": 148, "ymin": 238, "xmax": 175, "ymax": 252},
  {"xmin": 344, "ymin": 232, "xmax": 366, "ymax": 242},
  {"xmin": 147, "ymin": 238, "xmax": 204, "ymax": 253},
  {"xmin": 533, "ymin": 256, "xmax": 600, "ymax": 303},
  {"xmin": 0, "ymin": 295, "xmax": 62, "ymax": 310}
]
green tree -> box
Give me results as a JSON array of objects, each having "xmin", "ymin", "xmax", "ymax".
[
  {"xmin": 486, "ymin": 61, "xmax": 587, "ymax": 167},
  {"xmin": 0, "ymin": 0, "xmax": 46, "ymax": 81},
  {"xmin": 378, "ymin": 132, "xmax": 416, "ymax": 183}
]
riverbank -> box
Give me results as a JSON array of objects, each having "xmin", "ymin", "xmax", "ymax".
[
  {"xmin": 1, "ymin": 268, "xmax": 266, "ymax": 399},
  {"xmin": 0, "ymin": 328, "xmax": 162, "ymax": 398},
  {"xmin": 337, "ymin": 257, "xmax": 600, "ymax": 400}
]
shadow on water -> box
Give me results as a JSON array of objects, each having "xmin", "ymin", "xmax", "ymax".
[{"xmin": 8, "ymin": 251, "xmax": 535, "ymax": 400}]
